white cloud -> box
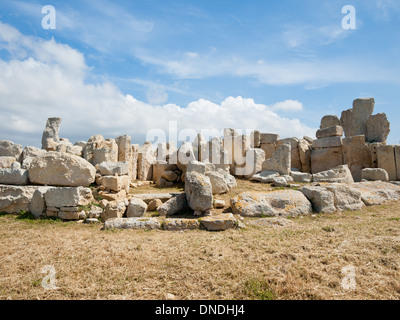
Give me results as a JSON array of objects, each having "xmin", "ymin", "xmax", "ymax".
[
  {"xmin": 0, "ymin": 22, "xmax": 316, "ymax": 147},
  {"xmin": 271, "ymin": 100, "xmax": 303, "ymax": 112}
]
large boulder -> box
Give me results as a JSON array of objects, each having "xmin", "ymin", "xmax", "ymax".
[
  {"xmin": 324, "ymin": 184, "xmax": 363, "ymax": 211},
  {"xmin": 28, "ymin": 152, "xmax": 96, "ymax": 187},
  {"xmin": 350, "ymin": 181, "xmax": 400, "ymax": 206},
  {"xmin": 97, "ymin": 176, "xmax": 130, "ymax": 192},
  {"xmin": 41, "ymin": 118, "xmax": 62, "ymax": 151},
  {"xmin": 199, "ymin": 213, "xmax": 238, "ymax": 231},
  {"xmin": 30, "ymin": 187, "xmax": 54, "ymax": 217},
  {"xmin": 377, "ymin": 145, "xmax": 397, "ymax": 181},
  {"xmin": 312, "ymin": 165, "xmax": 354, "ymax": 184},
  {"xmin": 316, "ymin": 126, "xmax": 343, "ymax": 139},
  {"xmin": 0, "ymin": 156, "xmax": 17, "ymax": 169},
  {"xmin": 300, "ymin": 186, "xmax": 336, "ymax": 213},
  {"xmin": 320, "ymin": 115, "xmax": 341, "ymax": 129},
  {"xmin": 102, "ymin": 201, "xmax": 127, "ymax": 221},
  {"xmin": 157, "ymin": 193, "xmax": 188, "ymax": 216},
  {"xmin": 0, "ymin": 140, "xmax": 23, "ymax": 161},
  {"xmin": 98, "ymin": 161, "xmax": 129, "ymax": 176},
  {"xmin": 92, "ymin": 139, "xmax": 118, "ymax": 165},
  {"xmin": 206, "ymin": 171, "xmax": 230, "ymax": 194},
  {"xmin": 361, "ymin": 168, "xmax": 389, "ymax": 182},
  {"xmin": 251, "ymin": 170, "xmax": 279, "ymax": 183},
  {"xmin": 230, "ymin": 190, "xmax": 312, "ymax": 217},
  {"xmin": 342, "ymin": 135, "xmax": 372, "ymax": 182},
  {"xmin": 185, "ymin": 171, "xmax": 213, "ymax": 213},
  {"xmin": 0, "ymin": 166, "xmax": 29, "ymax": 185},
  {"xmin": 311, "ymin": 147, "xmax": 343, "ymax": 174},
  {"xmin": 126, "ymin": 198, "xmax": 148, "ymax": 218},
  {"xmin": 83, "ymin": 135, "xmax": 105, "ymax": 164},
  {"xmin": 366, "ymin": 113, "xmax": 390, "ymax": 143},
  {"xmin": 0, "ymin": 185, "xmax": 43, "ymax": 213}
]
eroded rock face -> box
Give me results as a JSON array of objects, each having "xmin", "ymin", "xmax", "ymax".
[
  {"xmin": 199, "ymin": 213, "xmax": 238, "ymax": 231},
  {"xmin": 350, "ymin": 181, "xmax": 400, "ymax": 206},
  {"xmin": 324, "ymin": 184, "xmax": 363, "ymax": 211},
  {"xmin": 320, "ymin": 115, "xmax": 341, "ymax": 129},
  {"xmin": 342, "ymin": 135, "xmax": 372, "ymax": 182},
  {"xmin": 0, "ymin": 185, "xmax": 43, "ymax": 213},
  {"xmin": 44, "ymin": 187, "xmax": 93, "ymax": 208},
  {"xmin": 83, "ymin": 135, "xmax": 105, "ymax": 164},
  {"xmin": 157, "ymin": 193, "xmax": 188, "ymax": 216},
  {"xmin": 0, "ymin": 140, "xmax": 23, "ymax": 161},
  {"xmin": 28, "ymin": 152, "xmax": 96, "ymax": 187},
  {"xmin": 312, "ymin": 165, "xmax": 354, "ymax": 184},
  {"xmin": 262, "ymin": 141, "xmax": 291, "ymax": 176},
  {"xmin": 230, "ymin": 190, "xmax": 312, "ymax": 217},
  {"xmin": 126, "ymin": 198, "xmax": 148, "ymax": 218},
  {"xmin": 98, "ymin": 161, "xmax": 129, "ymax": 176},
  {"xmin": 104, "ymin": 217, "xmax": 161, "ymax": 230},
  {"xmin": 377, "ymin": 145, "xmax": 397, "ymax": 181},
  {"xmin": 311, "ymin": 147, "xmax": 343, "ymax": 174},
  {"xmin": 162, "ymin": 218, "xmax": 199, "ymax": 231},
  {"xmin": 300, "ymin": 186, "xmax": 336, "ymax": 213},
  {"xmin": 41, "ymin": 118, "xmax": 61, "ymax": 151},
  {"xmin": 185, "ymin": 171, "xmax": 213, "ymax": 213},
  {"xmin": 361, "ymin": 168, "xmax": 389, "ymax": 182},
  {"xmin": 366, "ymin": 113, "xmax": 390, "ymax": 143},
  {"xmin": 0, "ymin": 167, "xmax": 29, "ymax": 185}
]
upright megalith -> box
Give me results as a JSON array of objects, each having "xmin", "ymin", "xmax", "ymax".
[
  {"xmin": 41, "ymin": 118, "xmax": 62, "ymax": 151},
  {"xmin": 261, "ymin": 141, "xmax": 291, "ymax": 175},
  {"xmin": 320, "ymin": 115, "xmax": 341, "ymax": 129},
  {"xmin": 366, "ymin": 113, "xmax": 390, "ymax": 143}
]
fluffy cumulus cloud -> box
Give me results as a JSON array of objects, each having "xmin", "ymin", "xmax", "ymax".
[{"xmin": 0, "ymin": 22, "xmax": 316, "ymax": 147}]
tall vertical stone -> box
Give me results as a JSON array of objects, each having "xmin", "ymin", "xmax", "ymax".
[
  {"xmin": 320, "ymin": 115, "xmax": 340, "ymax": 129},
  {"xmin": 377, "ymin": 145, "xmax": 397, "ymax": 181},
  {"xmin": 395, "ymin": 146, "xmax": 400, "ymax": 182},
  {"xmin": 262, "ymin": 141, "xmax": 291, "ymax": 175},
  {"xmin": 83, "ymin": 135, "xmax": 105, "ymax": 164},
  {"xmin": 366, "ymin": 113, "xmax": 390, "ymax": 143},
  {"xmin": 41, "ymin": 118, "xmax": 62, "ymax": 151},
  {"xmin": 250, "ymin": 130, "xmax": 261, "ymax": 148},
  {"xmin": 342, "ymin": 135, "xmax": 372, "ymax": 182}
]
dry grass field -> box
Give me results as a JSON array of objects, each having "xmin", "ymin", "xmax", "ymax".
[{"xmin": 1, "ymin": 180, "xmax": 400, "ymax": 300}]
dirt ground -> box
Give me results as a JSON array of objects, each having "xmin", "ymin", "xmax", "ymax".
[{"xmin": 1, "ymin": 180, "xmax": 399, "ymax": 300}]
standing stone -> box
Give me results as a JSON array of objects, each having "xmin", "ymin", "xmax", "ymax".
[
  {"xmin": 126, "ymin": 198, "xmax": 148, "ymax": 218},
  {"xmin": 298, "ymin": 139, "xmax": 311, "ymax": 173},
  {"xmin": 311, "ymin": 147, "xmax": 343, "ymax": 174},
  {"xmin": 83, "ymin": 135, "xmax": 105, "ymax": 164},
  {"xmin": 277, "ymin": 138, "xmax": 301, "ymax": 171},
  {"xmin": 369, "ymin": 142, "xmax": 385, "ymax": 168},
  {"xmin": 320, "ymin": 115, "xmax": 340, "ymax": 129},
  {"xmin": 185, "ymin": 171, "xmax": 213, "ymax": 213},
  {"xmin": 238, "ymin": 148, "xmax": 265, "ymax": 177},
  {"xmin": 342, "ymin": 135, "xmax": 372, "ymax": 182},
  {"xmin": 353, "ymin": 98, "xmax": 375, "ymax": 136},
  {"xmin": 366, "ymin": 113, "xmax": 390, "ymax": 143},
  {"xmin": 30, "ymin": 187, "xmax": 54, "ymax": 218},
  {"xmin": 262, "ymin": 141, "xmax": 291, "ymax": 175},
  {"xmin": 250, "ymin": 130, "xmax": 261, "ymax": 148},
  {"xmin": 395, "ymin": 146, "xmax": 400, "ymax": 182},
  {"xmin": 116, "ymin": 135, "xmax": 137, "ymax": 182},
  {"xmin": 208, "ymin": 138, "xmax": 230, "ymax": 172},
  {"xmin": 41, "ymin": 118, "xmax": 62, "ymax": 151},
  {"xmin": 138, "ymin": 151, "xmax": 156, "ymax": 181},
  {"xmin": 157, "ymin": 194, "xmax": 188, "ymax": 216},
  {"xmin": 131, "ymin": 144, "xmax": 139, "ymax": 181},
  {"xmin": 377, "ymin": 145, "xmax": 397, "ymax": 181},
  {"xmin": 341, "ymin": 109, "xmax": 354, "ymax": 138},
  {"xmin": 300, "ymin": 186, "xmax": 336, "ymax": 213},
  {"xmin": 192, "ymin": 134, "xmax": 207, "ymax": 162}
]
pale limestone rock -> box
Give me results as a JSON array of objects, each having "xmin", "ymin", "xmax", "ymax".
[
  {"xmin": 44, "ymin": 187, "xmax": 93, "ymax": 208},
  {"xmin": 98, "ymin": 175, "xmax": 130, "ymax": 192},
  {"xmin": 200, "ymin": 213, "xmax": 237, "ymax": 231},
  {"xmin": 0, "ymin": 167, "xmax": 29, "ymax": 185},
  {"xmin": 93, "ymin": 139, "xmax": 118, "ymax": 165},
  {"xmin": 250, "ymin": 130, "xmax": 261, "ymax": 148},
  {"xmin": 260, "ymin": 133, "xmax": 279, "ymax": 144},
  {"xmin": 157, "ymin": 193, "xmax": 188, "ymax": 216},
  {"xmin": 251, "ymin": 170, "xmax": 279, "ymax": 183},
  {"xmin": 185, "ymin": 171, "xmax": 213, "ymax": 213},
  {"xmin": 29, "ymin": 187, "xmax": 54, "ymax": 218},
  {"xmin": 162, "ymin": 219, "xmax": 199, "ymax": 231},
  {"xmin": 104, "ymin": 217, "xmax": 161, "ymax": 230},
  {"xmin": 0, "ymin": 156, "xmax": 17, "ymax": 169},
  {"xmin": 98, "ymin": 161, "xmax": 129, "ymax": 176},
  {"xmin": 316, "ymin": 126, "xmax": 343, "ymax": 139},
  {"xmin": 148, "ymin": 199, "xmax": 163, "ymax": 211},
  {"xmin": 41, "ymin": 118, "xmax": 61, "ymax": 151},
  {"xmin": 214, "ymin": 199, "xmax": 226, "ymax": 209},
  {"xmin": 377, "ymin": 145, "xmax": 397, "ymax": 181},
  {"xmin": 262, "ymin": 141, "xmax": 291, "ymax": 175},
  {"xmin": 325, "ymin": 184, "xmax": 364, "ymax": 211},
  {"xmin": 126, "ymin": 198, "xmax": 148, "ymax": 217},
  {"xmin": 291, "ymin": 171, "xmax": 313, "ymax": 183},
  {"xmin": 260, "ymin": 143, "xmax": 276, "ymax": 160},
  {"xmin": 312, "ymin": 165, "xmax": 354, "ymax": 184},
  {"xmin": 300, "ymin": 186, "xmax": 336, "ymax": 213},
  {"xmin": 187, "ymin": 160, "xmax": 206, "ymax": 175},
  {"xmin": 361, "ymin": 168, "xmax": 389, "ymax": 182},
  {"xmin": 272, "ymin": 176, "xmax": 288, "ymax": 187},
  {"xmin": 320, "ymin": 115, "xmax": 340, "ymax": 129},
  {"xmin": 138, "ymin": 150, "xmax": 156, "ymax": 181},
  {"xmin": 29, "ymin": 152, "xmax": 96, "ymax": 187},
  {"xmin": 102, "ymin": 201, "xmax": 127, "ymax": 221},
  {"xmin": 83, "ymin": 135, "xmax": 105, "ymax": 164},
  {"xmin": 366, "ymin": 113, "xmax": 390, "ymax": 143},
  {"xmin": 350, "ymin": 181, "xmax": 400, "ymax": 206},
  {"xmin": 231, "ymin": 190, "xmax": 312, "ymax": 217},
  {"xmin": 312, "ymin": 136, "xmax": 343, "ymax": 149},
  {"xmin": 342, "ymin": 135, "xmax": 372, "ymax": 182},
  {"xmin": 311, "ymin": 147, "xmax": 343, "ymax": 174},
  {"xmin": 0, "ymin": 140, "xmax": 23, "ymax": 161},
  {"xmin": 206, "ymin": 171, "xmax": 230, "ymax": 194},
  {"xmin": 298, "ymin": 139, "xmax": 311, "ymax": 173}
]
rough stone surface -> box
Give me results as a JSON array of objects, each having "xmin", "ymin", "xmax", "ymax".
[
  {"xmin": 83, "ymin": 135, "xmax": 105, "ymax": 164},
  {"xmin": 187, "ymin": 161, "xmax": 206, "ymax": 175},
  {"xmin": 377, "ymin": 145, "xmax": 397, "ymax": 181},
  {"xmin": 291, "ymin": 171, "xmax": 313, "ymax": 183},
  {"xmin": 104, "ymin": 217, "xmax": 161, "ymax": 230},
  {"xmin": 262, "ymin": 141, "xmax": 291, "ymax": 175},
  {"xmin": 148, "ymin": 199, "xmax": 163, "ymax": 211},
  {"xmin": 313, "ymin": 165, "xmax": 354, "ymax": 184},
  {"xmin": 316, "ymin": 126, "xmax": 343, "ymax": 139},
  {"xmin": 298, "ymin": 139, "xmax": 311, "ymax": 173},
  {"xmin": 157, "ymin": 193, "xmax": 188, "ymax": 216},
  {"xmin": 0, "ymin": 168, "xmax": 29, "ymax": 185},
  {"xmin": 98, "ymin": 175, "xmax": 130, "ymax": 192},
  {"xmin": 324, "ymin": 184, "xmax": 364, "ymax": 211},
  {"xmin": 133, "ymin": 193, "xmax": 177, "ymax": 204},
  {"xmin": 200, "ymin": 213, "xmax": 237, "ymax": 231},
  {"xmin": 41, "ymin": 118, "xmax": 61, "ymax": 151},
  {"xmin": 311, "ymin": 147, "xmax": 343, "ymax": 174},
  {"xmin": 0, "ymin": 140, "xmax": 23, "ymax": 160},
  {"xmin": 300, "ymin": 186, "xmax": 336, "ymax": 213},
  {"xmin": 366, "ymin": 113, "xmax": 390, "ymax": 143},
  {"xmin": 29, "ymin": 152, "xmax": 96, "ymax": 187},
  {"xmin": 260, "ymin": 134, "xmax": 279, "ymax": 144},
  {"xmin": 350, "ymin": 181, "xmax": 400, "ymax": 206},
  {"xmin": 214, "ymin": 199, "xmax": 226, "ymax": 209},
  {"xmin": 312, "ymin": 136, "xmax": 343, "ymax": 149},
  {"xmin": 44, "ymin": 187, "xmax": 93, "ymax": 208},
  {"xmin": 272, "ymin": 177, "xmax": 288, "ymax": 187},
  {"xmin": 260, "ymin": 143, "xmax": 277, "ymax": 160},
  {"xmin": 162, "ymin": 218, "xmax": 200, "ymax": 231},
  {"xmin": 177, "ymin": 142, "xmax": 196, "ymax": 179},
  {"xmin": 0, "ymin": 185, "xmax": 46, "ymax": 213},
  {"xmin": 0, "ymin": 157, "xmax": 17, "ymax": 169},
  {"xmin": 342, "ymin": 135, "xmax": 372, "ymax": 182},
  {"xmin": 102, "ymin": 201, "xmax": 127, "ymax": 221},
  {"xmin": 361, "ymin": 168, "xmax": 389, "ymax": 182},
  {"xmin": 126, "ymin": 198, "xmax": 148, "ymax": 218},
  {"xmin": 320, "ymin": 115, "xmax": 341, "ymax": 129},
  {"xmin": 138, "ymin": 151, "xmax": 156, "ymax": 181},
  {"xmin": 206, "ymin": 171, "xmax": 229, "ymax": 194},
  {"xmin": 251, "ymin": 170, "xmax": 279, "ymax": 183},
  {"xmin": 250, "ymin": 130, "xmax": 261, "ymax": 148},
  {"xmin": 98, "ymin": 161, "xmax": 129, "ymax": 176},
  {"xmin": 230, "ymin": 190, "xmax": 312, "ymax": 217},
  {"xmin": 185, "ymin": 171, "xmax": 213, "ymax": 213},
  {"xmin": 93, "ymin": 139, "xmax": 118, "ymax": 165},
  {"xmin": 29, "ymin": 187, "xmax": 53, "ymax": 217}
]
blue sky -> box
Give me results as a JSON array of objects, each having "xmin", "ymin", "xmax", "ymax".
[{"xmin": 0, "ymin": 0, "xmax": 399, "ymax": 147}]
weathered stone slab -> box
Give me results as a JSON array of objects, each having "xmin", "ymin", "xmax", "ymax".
[
  {"xmin": 133, "ymin": 193, "xmax": 181, "ymax": 204},
  {"xmin": 366, "ymin": 113, "xmax": 390, "ymax": 143},
  {"xmin": 162, "ymin": 218, "xmax": 199, "ymax": 231},
  {"xmin": 93, "ymin": 139, "xmax": 118, "ymax": 165},
  {"xmin": 230, "ymin": 190, "xmax": 312, "ymax": 217},
  {"xmin": 0, "ymin": 140, "xmax": 23, "ymax": 160},
  {"xmin": 98, "ymin": 175, "xmax": 130, "ymax": 192},
  {"xmin": 126, "ymin": 198, "xmax": 147, "ymax": 218},
  {"xmin": 98, "ymin": 161, "xmax": 129, "ymax": 176},
  {"xmin": 30, "ymin": 187, "xmax": 54, "ymax": 217},
  {"xmin": 83, "ymin": 135, "xmax": 105, "ymax": 164},
  {"xmin": 200, "ymin": 213, "xmax": 237, "ymax": 231},
  {"xmin": 44, "ymin": 187, "xmax": 93, "ymax": 208},
  {"xmin": 104, "ymin": 217, "xmax": 161, "ymax": 230},
  {"xmin": 377, "ymin": 145, "xmax": 397, "ymax": 181},
  {"xmin": 41, "ymin": 118, "xmax": 61, "ymax": 151},
  {"xmin": 298, "ymin": 139, "xmax": 311, "ymax": 173},
  {"xmin": 311, "ymin": 147, "xmax": 343, "ymax": 174},
  {"xmin": 251, "ymin": 170, "xmax": 279, "ymax": 183},
  {"xmin": 262, "ymin": 141, "xmax": 291, "ymax": 175},
  {"xmin": 320, "ymin": 115, "xmax": 340, "ymax": 129},
  {"xmin": 342, "ymin": 135, "xmax": 372, "ymax": 182},
  {"xmin": 312, "ymin": 165, "xmax": 354, "ymax": 184},
  {"xmin": 0, "ymin": 156, "xmax": 17, "ymax": 169},
  {"xmin": 350, "ymin": 181, "xmax": 400, "ymax": 206},
  {"xmin": 250, "ymin": 130, "xmax": 261, "ymax": 148},
  {"xmin": 260, "ymin": 143, "xmax": 276, "ymax": 160},
  {"xmin": 316, "ymin": 126, "xmax": 343, "ymax": 139},
  {"xmin": 260, "ymin": 133, "xmax": 279, "ymax": 145},
  {"xmin": 157, "ymin": 194, "xmax": 188, "ymax": 216},
  {"xmin": 185, "ymin": 171, "xmax": 213, "ymax": 213},
  {"xmin": 300, "ymin": 186, "xmax": 336, "ymax": 213},
  {"xmin": 291, "ymin": 171, "xmax": 313, "ymax": 183},
  {"xmin": 0, "ymin": 185, "xmax": 44, "ymax": 213},
  {"xmin": 325, "ymin": 184, "xmax": 364, "ymax": 211},
  {"xmin": 102, "ymin": 201, "xmax": 127, "ymax": 221},
  {"xmin": 312, "ymin": 136, "xmax": 343, "ymax": 149},
  {"xmin": 0, "ymin": 168, "xmax": 29, "ymax": 185}
]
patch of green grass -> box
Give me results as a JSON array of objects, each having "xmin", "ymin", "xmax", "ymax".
[
  {"xmin": 16, "ymin": 211, "xmax": 36, "ymax": 221},
  {"xmin": 322, "ymin": 226, "xmax": 335, "ymax": 232},
  {"xmin": 388, "ymin": 217, "xmax": 400, "ymax": 221},
  {"xmin": 243, "ymin": 278, "xmax": 277, "ymax": 300}
]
